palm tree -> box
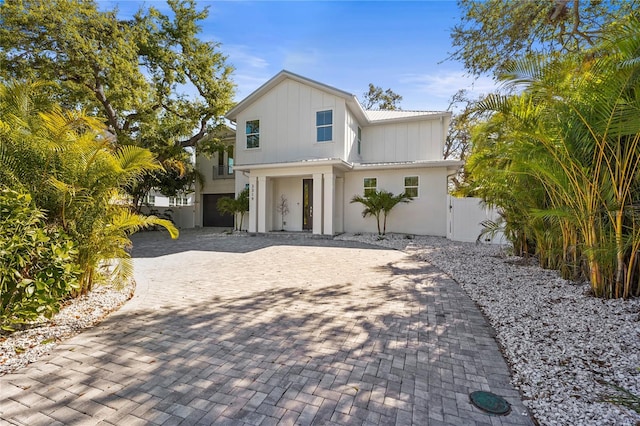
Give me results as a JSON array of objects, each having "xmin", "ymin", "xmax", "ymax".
[
  {"xmin": 466, "ymin": 19, "xmax": 640, "ymax": 298},
  {"xmin": 217, "ymin": 188, "xmax": 249, "ymax": 231},
  {"xmin": 351, "ymin": 190, "xmax": 413, "ymax": 236},
  {"xmin": 0, "ymin": 80, "xmax": 178, "ymax": 295}
]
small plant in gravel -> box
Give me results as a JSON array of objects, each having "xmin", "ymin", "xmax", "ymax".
[{"xmin": 351, "ymin": 190, "xmax": 412, "ymax": 236}]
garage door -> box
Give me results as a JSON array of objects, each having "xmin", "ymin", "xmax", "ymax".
[{"xmin": 202, "ymin": 193, "xmax": 235, "ymax": 227}]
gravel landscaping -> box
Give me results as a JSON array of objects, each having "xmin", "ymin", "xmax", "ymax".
[
  {"xmin": 336, "ymin": 233, "xmax": 640, "ymax": 426},
  {"xmin": 1, "ymin": 232, "xmax": 639, "ymax": 425},
  {"xmin": 0, "ymin": 281, "xmax": 134, "ymax": 375}
]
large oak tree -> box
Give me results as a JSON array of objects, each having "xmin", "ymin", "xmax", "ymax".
[{"xmin": 0, "ymin": 0, "xmax": 235, "ymax": 204}]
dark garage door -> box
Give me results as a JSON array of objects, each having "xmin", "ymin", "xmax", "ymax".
[{"xmin": 202, "ymin": 193, "xmax": 235, "ymax": 227}]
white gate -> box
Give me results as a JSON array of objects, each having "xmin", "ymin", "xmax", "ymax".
[{"xmin": 446, "ymin": 196, "xmax": 506, "ymax": 244}]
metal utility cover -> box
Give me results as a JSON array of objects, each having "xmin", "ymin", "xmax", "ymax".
[{"xmin": 469, "ymin": 390, "xmax": 511, "ymax": 415}]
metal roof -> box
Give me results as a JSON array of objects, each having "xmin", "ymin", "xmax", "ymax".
[{"xmin": 365, "ymin": 110, "xmax": 445, "ymax": 122}]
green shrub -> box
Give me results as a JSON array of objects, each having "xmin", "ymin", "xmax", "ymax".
[{"xmin": 0, "ymin": 188, "xmax": 80, "ymax": 331}]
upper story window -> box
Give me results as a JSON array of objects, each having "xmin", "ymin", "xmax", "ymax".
[
  {"xmin": 357, "ymin": 126, "xmax": 362, "ymax": 155},
  {"xmin": 404, "ymin": 176, "xmax": 419, "ymax": 197},
  {"xmin": 316, "ymin": 110, "xmax": 333, "ymax": 142},
  {"xmin": 215, "ymin": 146, "xmax": 234, "ymax": 179},
  {"xmin": 364, "ymin": 177, "xmax": 377, "ymax": 196},
  {"xmin": 246, "ymin": 119, "xmax": 260, "ymax": 149}
]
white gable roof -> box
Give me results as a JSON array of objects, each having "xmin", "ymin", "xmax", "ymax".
[{"xmin": 225, "ymin": 70, "xmax": 450, "ymax": 125}]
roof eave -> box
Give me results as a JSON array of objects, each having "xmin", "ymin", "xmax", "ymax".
[
  {"xmin": 352, "ymin": 160, "xmax": 464, "ymax": 170},
  {"xmin": 226, "ymin": 70, "xmax": 357, "ymax": 121}
]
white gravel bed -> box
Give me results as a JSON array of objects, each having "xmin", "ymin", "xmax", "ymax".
[
  {"xmin": 336, "ymin": 233, "xmax": 640, "ymax": 426},
  {"xmin": 0, "ymin": 281, "xmax": 134, "ymax": 376}
]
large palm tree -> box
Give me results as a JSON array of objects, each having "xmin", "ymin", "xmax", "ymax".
[{"xmin": 351, "ymin": 190, "xmax": 413, "ymax": 236}]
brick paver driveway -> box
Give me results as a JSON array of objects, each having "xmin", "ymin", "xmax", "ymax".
[{"xmin": 1, "ymin": 230, "xmax": 534, "ymax": 425}]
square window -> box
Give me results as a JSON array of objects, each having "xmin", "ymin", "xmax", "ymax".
[
  {"xmin": 404, "ymin": 176, "xmax": 419, "ymax": 198},
  {"xmin": 364, "ymin": 177, "xmax": 377, "ymax": 196},
  {"xmin": 316, "ymin": 110, "xmax": 333, "ymax": 142},
  {"xmin": 246, "ymin": 119, "xmax": 259, "ymax": 149}
]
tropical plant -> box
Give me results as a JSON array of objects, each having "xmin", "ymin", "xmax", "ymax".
[
  {"xmin": 0, "ymin": 188, "xmax": 81, "ymax": 330},
  {"xmin": 0, "ymin": 0, "xmax": 235, "ymax": 199},
  {"xmin": 465, "ymin": 20, "xmax": 640, "ymax": 298},
  {"xmin": 0, "ymin": 80, "xmax": 178, "ymax": 296},
  {"xmin": 351, "ymin": 190, "xmax": 413, "ymax": 236},
  {"xmin": 216, "ymin": 188, "xmax": 250, "ymax": 231}
]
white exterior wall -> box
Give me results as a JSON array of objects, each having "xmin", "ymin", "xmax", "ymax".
[
  {"xmin": 343, "ymin": 168, "xmax": 449, "ymax": 236},
  {"xmin": 140, "ymin": 205, "xmax": 195, "ymax": 229},
  {"xmin": 194, "ymin": 152, "xmax": 236, "ymax": 227},
  {"xmin": 234, "ymin": 80, "xmax": 347, "ymax": 166},
  {"xmin": 361, "ymin": 119, "xmax": 446, "ymax": 163},
  {"xmin": 345, "ymin": 108, "xmax": 361, "ymax": 163}
]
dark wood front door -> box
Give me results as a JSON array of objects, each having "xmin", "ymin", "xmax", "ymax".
[{"xmin": 302, "ymin": 179, "xmax": 313, "ymax": 230}]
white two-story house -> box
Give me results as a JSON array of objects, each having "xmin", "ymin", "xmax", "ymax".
[{"xmin": 204, "ymin": 70, "xmax": 462, "ymax": 236}]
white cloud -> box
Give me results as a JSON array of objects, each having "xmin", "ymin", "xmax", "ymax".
[
  {"xmin": 401, "ymin": 71, "xmax": 498, "ymax": 101},
  {"xmin": 282, "ymin": 48, "xmax": 320, "ymax": 71},
  {"xmin": 225, "ymin": 45, "xmax": 269, "ymax": 70}
]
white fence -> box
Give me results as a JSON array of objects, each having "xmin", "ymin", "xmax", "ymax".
[
  {"xmin": 446, "ymin": 196, "xmax": 506, "ymax": 245},
  {"xmin": 139, "ymin": 206, "xmax": 195, "ymax": 229}
]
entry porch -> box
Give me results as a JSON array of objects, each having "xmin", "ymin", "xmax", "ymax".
[{"xmin": 234, "ymin": 160, "xmax": 351, "ymax": 235}]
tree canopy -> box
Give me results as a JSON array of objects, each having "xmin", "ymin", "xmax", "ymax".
[
  {"xmin": 0, "ymin": 0, "xmax": 235, "ymax": 204},
  {"xmin": 0, "ymin": 0, "xmax": 234, "ymax": 151},
  {"xmin": 361, "ymin": 83, "xmax": 402, "ymax": 110},
  {"xmin": 450, "ymin": 0, "xmax": 638, "ymax": 76}
]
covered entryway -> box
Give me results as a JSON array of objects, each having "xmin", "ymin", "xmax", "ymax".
[
  {"xmin": 202, "ymin": 193, "xmax": 235, "ymax": 227},
  {"xmin": 235, "ymin": 159, "xmax": 350, "ymax": 235}
]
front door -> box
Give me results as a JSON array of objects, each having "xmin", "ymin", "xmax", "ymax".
[{"xmin": 302, "ymin": 179, "xmax": 313, "ymax": 230}]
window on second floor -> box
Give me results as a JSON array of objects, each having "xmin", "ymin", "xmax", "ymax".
[
  {"xmin": 316, "ymin": 110, "xmax": 333, "ymax": 142},
  {"xmin": 215, "ymin": 146, "xmax": 234, "ymax": 178},
  {"xmin": 404, "ymin": 176, "xmax": 419, "ymax": 197},
  {"xmin": 357, "ymin": 126, "xmax": 362, "ymax": 155},
  {"xmin": 364, "ymin": 177, "xmax": 377, "ymax": 196},
  {"xmin": 246, "ymin": 119, "xmax": 260, "ymax": 149}
]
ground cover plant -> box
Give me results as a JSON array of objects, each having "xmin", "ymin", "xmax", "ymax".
[{"xmin": 0, "ymin": 80, "xmax": 177, "ymax": 330}]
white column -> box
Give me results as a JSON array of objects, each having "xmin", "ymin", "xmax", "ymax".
[
  {"xmin": 248, "ymin": 175, "xmax": 258, "ymax": 233},
  {"xmin": 258, "ymin": 176, "xmax": 267, "ymax": 233},
  {"xmin": 312, "ymin": 173, "xmax": 323, "ymax": 235},
  {"xmin": 323, "ymin": 172, "xmax": 335, "ymax": 235}
]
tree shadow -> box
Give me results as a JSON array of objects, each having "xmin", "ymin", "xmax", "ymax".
[
  {"xmin": 1, "ymin": 249, "xmax": 533, "ymax": 425},
  {"xmin": 130, "ymin": 229, "xmax": 388, "ymax": 258}
]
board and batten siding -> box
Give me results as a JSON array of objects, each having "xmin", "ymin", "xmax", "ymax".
[
  {"xmin": 361, "ymin": 119, "xmax": 445, "ymax": 163},
  {"xmin": 234, "ymin": 79, "xmax": 347, "ymax": 166},
  {"xmin": 344, "ymin": 107, "xmax": 361, "ymax": 163},
  {"xmin": 343, "ymin": 167, "xmax": 449, "ymax": 236}
]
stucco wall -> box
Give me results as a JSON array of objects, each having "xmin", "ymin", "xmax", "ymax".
[{"xmin": 343, "ymin": 167, "xmax": 448, "ymax": 236}]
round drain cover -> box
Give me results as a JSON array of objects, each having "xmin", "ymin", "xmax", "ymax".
[{"xmin": 469, "ymin": 391, "xmax": 511, "ymax": 415}]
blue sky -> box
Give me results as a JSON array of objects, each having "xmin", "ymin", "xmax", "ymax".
[{"xmin": 101, "ymin": 1, "xmax": 496, "ymax": 111}]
